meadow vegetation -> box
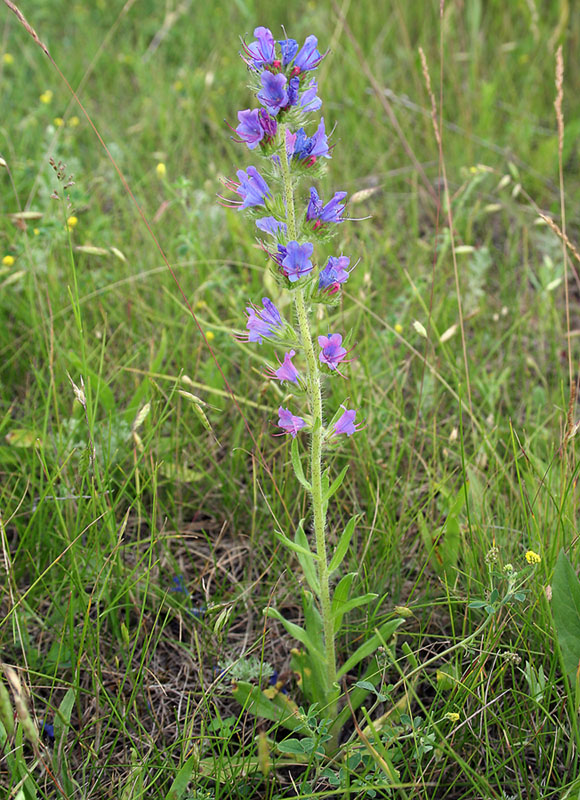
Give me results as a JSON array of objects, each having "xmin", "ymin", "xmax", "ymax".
[{"xmin": 1, "ymin": 0, "xmax": 580, "ymax": 798}]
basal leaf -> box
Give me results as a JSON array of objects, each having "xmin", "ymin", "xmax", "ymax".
[{"xmin": 551, "ymin": 549, "xmax": 580, "ymax": 679}]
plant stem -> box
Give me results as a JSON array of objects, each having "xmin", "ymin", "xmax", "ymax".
[{"xmin": 279, "ymin": 125, "xmax": 338, "ymax": 718}]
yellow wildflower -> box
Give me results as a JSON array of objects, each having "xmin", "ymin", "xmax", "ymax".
[
  {"xmin": 54, "ymin": 117, "xmax": 64, "ymax": 127},
  {"xmin": 525, "ymin": 550, "xmax": 541, "ymax": 565},
  {"xmin": 69, "ymin": 116, "xmax": 80, "ymax": 127},
  {"xmin": 156, "ymin": 162, "xmax": 167, "ymax": 178},
  {"xmin": 2, "ymin": 255, "xmax": 15, "ymax": 267},
  {"xmin": 39, "ymin": 90, "xmax": 53, "ymax": 104},
  {"xmin": 33, "ymin": 229, "xmax": 40, "ymax": 236},
  {"xmin": 445, "ymin": 712, "xmax": 460, "ymax": 723},
  {"xmin": 205, "ymin": 331, "xmax": 215, "ymax": 342},
  {"xmin": 394, "ymin": 323, "xmax": 403, "ymax": 334},
  {"xmin": 3, "ymin": 53, "xmax": 14, "ymax": 65},
  {"xmin": 66, "ymin": 216, "xmax": 78, "ymax": 231}
]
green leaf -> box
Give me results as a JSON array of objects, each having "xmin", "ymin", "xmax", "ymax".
[
  {"xmin": 232, "ymin": 681, "xmax": 303, "ymax": 732},
  {"xmin": 328, "ymin": 515, "xmax": 360, "ymax": 574},
  {"xmin": 295, "ymin": 521, "xmax": 320, "ymax": 595},
  {"xmin": 277, "ymin": 738, "xmax": 309, "ymax": 755},
  {"xmin": 325, "ymin": 464, "xmax": 349, "ymax": 501},
  {"xmin": 165, "ymin": 750, "xmax": 198, "ymax": 800},
  {"xmin": 54, "ymin": 688, "xmax": 75, "ymax": 745},
  {"xmin": 551, "ymin": 549, "xmax": 580, "ymax": 679},
  {"xmin": 331, "ymin": 574, "xmax": 377, "ymax": 633},
  {"xmin": 291, "ymin": 437, "xmax": 311, "ymax": 491},
  {"xmin": 264, "ymin": 608, "xmax": 324, "ymax": 658},
  {"xmin": 337, "ymin": 618, "xmax": 404, "ymax": 679},
  {"xmin": 275, "ymin": 530, "xmax": 320, "ymax": 561}
]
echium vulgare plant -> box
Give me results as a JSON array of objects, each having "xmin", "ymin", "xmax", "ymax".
[{"xmin": 224, "ymin": 27, "xmax": 403, "ymax": 752}]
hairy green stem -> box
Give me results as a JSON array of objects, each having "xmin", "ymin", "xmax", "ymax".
[{"xmin": 279, "ymin": 125, "xmax": 338, "ymax": 717}]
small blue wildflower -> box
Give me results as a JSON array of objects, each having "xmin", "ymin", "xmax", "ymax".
[
  {"xmin": 293, "ymin": 118, "xmax": 330, "ymax": 164},
  {"xmin": 332, "ymin": 405, "xmax": 362, "ymax": 437},
  {"xmin": 225, "ymin": 166, "xmax": 271, "ymax": 209},
  {"xmin": 235, "ymin": 109, "xmax": 264, "ymax": 150},
  {"xmin": 242, "ymin": 26, "xmax": 276, "ymax": 69},
  {"xmin": 257, "ymin": 71, "xmax": 288, "ymax": 116},
  {"xmin": 318, "ymin": 255, "xmax": 351, "ymax": 293},
  {"xmin": 278, "ymin": 407, "xmax": 306, "ymax": 437},
  {"xmin": 287, "ymin": 76, "xmax": 300, "ymax": 106},
  {"xmin": 256, "ymin": 216, "xmax": 287, "ymax": 237},
  {"xmin": 40, "ymin": 720, "xmax": 55, "ymax": 741},
  {"xmin": 258, "ymin": 108, "xmax": 278, "ymax": 139},
  {"xmin": 306, "ymin": 187, "xmax": 347, "ymax": 228},
  {"xmin": 170, "ymin": 575, "xmax": 189, "ymax": 594},
  {"xmin": 299, "ymin": 79, "xmax": 322, "ymax": 112},
  {"xmin": 245, "ymin": 298, "xmax": 283, "ymax": 343},
  {"xmin": 265, "ymin": 350, "xmax": 299, "ymax": 384},
  {"xmin": 294, "ymin": 35, "xmax": 326, "ymax": 73},
  {"xmin": 278, "ymin": 38, "xmax": 299, "ymax": 66},
  {"xmin": 281, "ymin": 240, "xmax": 314, "ymax": 282}
]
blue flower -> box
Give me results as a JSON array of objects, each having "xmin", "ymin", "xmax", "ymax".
[
  {"xmin": 243, "ymin": 26, "xmax": 276, "ymax": 69},
  {"xmin": 245, "ymin": 298, "xmax": 283, "ymax": 343},
  {"xmin": 299, "ymin": 79, "xmax": 322, "ymax": 112},
  {"xmin": 257, "ymin": 71, "xmax": 288, "ymax": 116},
  {"xmin": 287, "ymin": 76, "xmax": 300, "ymax": 106},
  {"xmin": 294, "ymin": 118, "xmax": 330, "ymax": 164},
  {"xmin": 318, "ymin": 333, "xmax": 348, "ymax": 371},
  {"xmin": 294, "ymin": 35, "xmax": 326, "ymax": 72},
  {"xmin": 265, "ymin": 350, "xmax": 300, "ymax": 384},
  {"xmin": 306, "ymin": 187, "xmax": 347, "ymax": 227},
  {"xmin": 278, "ymin": 38, "xmax": 298, "ymax": 66},
  {"xmin": 229, "ymin": 167, "xmax": 271, "ymax": 209},
  {"xmin": 318, "ymin": 255, "xmax": 351, "ymax": 293},
  {"xmin": 256, "ymin": 216, "xmax": 287, "ymax": 237},
  {"xmin": 235, "ymin": 109, "xmax": 264, "ymax": 150},
  {"xmin": 281, "ymin": 241, "xmax": 314, "ymax": 282}
]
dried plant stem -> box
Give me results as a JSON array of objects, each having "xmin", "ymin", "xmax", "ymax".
[{"xmin": 279, "ymin": 126, "xmax": 338, "ymax": 717}]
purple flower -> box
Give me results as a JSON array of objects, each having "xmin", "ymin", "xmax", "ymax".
[
  {"xmin": 235, "ymin": 109, "xmax": 264, "ymax": 150},
  {"xmin": 331, "ymin": 406, "xmax": 362, "ymax": 437},
  {"xmin": 278, "ymin": 38, "xmax": 298, "ymax": 66},
  {"xmin": 318, "ymin": 333, "xmax": 349, "ymax": 371},
  {"xmin": 287, "ymin": 76, "xmax": 300, "ymax": 106},
  {"xmin": 278, "ymin": 407, "xmax": 306, "ymax": 438},
  {"xmin": 245, "ymin": 298, "xmax": 283, "ymax": 343},
  {"xmin": 293, "ymin": 35, "xmax": 326, "ymax": 73},
  {"xmin": 281, "ymin": 241, "xmax": 314, "ymax": 282},
  {"xmin": 256, "ymin": 216, "xmax": 287, "ymax": 237},
  {"xmin": 306, "ymin": 188, "xmax": 347, "ymax": 227},
  {"xmin": 318, "ymin": 255, "xmax": 351, "ymax": 293},
  {"xmin": 299, "ymin": 79, "xmax": 322, "ymax": 112},
  {"xmin": 257, "ymin": 71, "xmax": 288, "ymax": 116},
  {"xmin": 265, "ymin": 350, "xmax": 299, "ymax": 384},
  {"xmin": 225, "ymin": 166, "xmax": 270, "ymax": 209},
  {"xmin": 293, "ymin": 118, "xmax": 330, "ymax": 164},
  {"xmin": 234, "ymin": 109, "xmax": 277, "ymax": 150},
  {"xmin": 258, "ymin": 108, "xmax": 278, "ymax": 139},
  {"xmin": 243, "ymin": 27, "xmax": 276, "ymax": 69}
]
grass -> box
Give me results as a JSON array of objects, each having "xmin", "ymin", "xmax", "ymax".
[{"xmin": 1, "ymin": 0, "xmax": 580, "ymax": 797}]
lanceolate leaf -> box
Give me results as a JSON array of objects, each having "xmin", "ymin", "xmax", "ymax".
[
  {"xmin": 291, "ymin": 437, "xmax": 311, "ymax": 491},
  {"xmin": 328, "ymin": 515, "xmax": 360, "ymax": 574},
  {"xmin": 337, "ymin": 618, "xmax": 404, "ymax": 679},
  {"xmin": 325, "ymin": 464, "xmax": 349, "ymax": 502},
  {"xmin": 332, "ymin": 594, "xmax": 378, "ymax": 633},
  {"xmin": 551, "ymin": 549, "xmax": 580, "ymax": 679},
  {"xmin": 232, "ymin": 681, "xmax": 303, "ymax": 732},
  {"xmin": 275, "ymin": 530, "xmax": 320, "ymax": 561},
  {"xmin": 264, "ymin": 608, "xmax": 324, "ymax": 658}
]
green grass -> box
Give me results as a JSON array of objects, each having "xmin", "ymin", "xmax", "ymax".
[{"xmin": 1, "ymin": 0, "xmax": 580, "ymax": 797}]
